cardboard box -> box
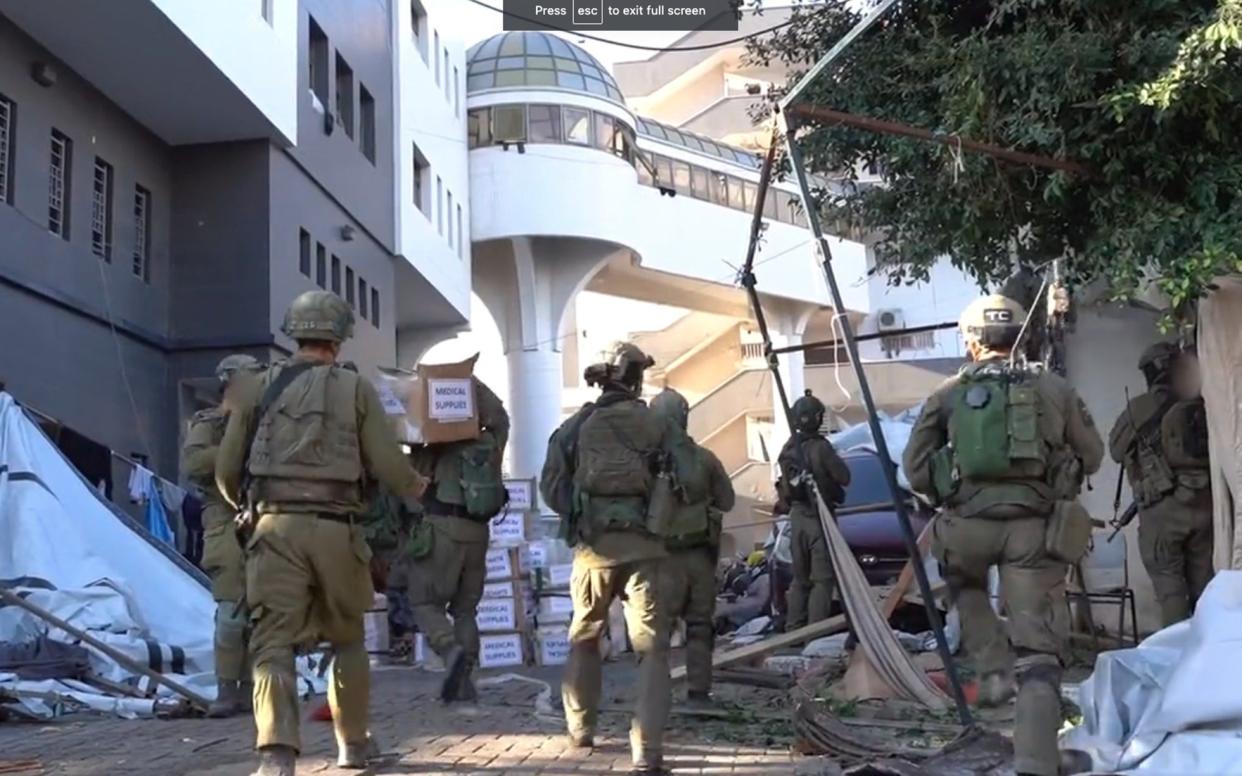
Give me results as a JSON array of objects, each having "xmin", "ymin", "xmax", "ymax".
[
  {"xmin": 489, "ymin": 508, "xmax": 528, "ymax": 546},
  {"xmin": 478, "ymin": 632, "xmax": 526, "ymax": 669},
  {"xmin": 482, "ymin": 580, "xmax": 518, "ymax": 599},
  {"xmin": 485, "ymin": 547, "xmax": 519, "ymax": 581},
  {"xmin": 535, "ymin": 626, "xmax": 571, "ymax": 666},
  {"xmin": 531, "ymin": 563, "xmax": 573, "ymax": 589},
  {"xmin": 535, "ymin": 593, "xmax": 575, "ymax": 623},
  {"xmin": 504, "ymin": 479, "xmax": 535, "ymax": 512},
  {"xmin": 477, "ymin": 596, "xmax": 522, "ymax": 632},
  {"xmin": 419, "ymin": 357, "xmax": 481, "ymax": 444}
]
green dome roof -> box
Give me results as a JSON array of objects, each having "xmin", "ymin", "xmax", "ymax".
[{"xmin": 466, "ymin": 31, "xmax": 624, "ymax": 104}]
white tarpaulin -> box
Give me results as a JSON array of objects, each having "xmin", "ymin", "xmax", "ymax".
[
  {"xmin": 0, "ymin": 392, "xmax": 323, "ymax": 718},
  {"xmin": 828, "ymin": 403, "xmax": 923, "ymax": 492},
  {"xmin": 1063, "ymin": 570, "xmax": 1242, "ymax": 773},
  {"xmin": 1197, "ymin": 277, "xmax": 1242, "ymax": 570}
]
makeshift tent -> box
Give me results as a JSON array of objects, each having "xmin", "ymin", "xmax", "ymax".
[
  {"xmin": 0, "ymin": 392, "xmax": 323, "ymax": 718},
  {"xmin": 1197, "ymin": 277, "xmax": 1242, "ymax": 571},
  {"xmin": 1063, "ymin": 570, "xmax": 1242, "ymax": 773}
]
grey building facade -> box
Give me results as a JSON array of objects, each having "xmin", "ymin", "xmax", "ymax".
[{"xmin": 0, "ymin": 1, "xmax": 412, "ymax": 483}]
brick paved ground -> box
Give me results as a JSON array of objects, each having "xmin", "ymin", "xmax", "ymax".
[{"xmin": 0, "ymin": 662, "xmax": 799, "ymax": 776}]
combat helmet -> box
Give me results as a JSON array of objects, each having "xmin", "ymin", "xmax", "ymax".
[
  {"xmin": 585, "ymin": 342, "xmax": 655, "ymax": 391},
  {"xmin": 650, "ymin": 387, "xmax": 690, "ymax": 431},
  {"xmin": 281, "ymin": 290, "xmax": 355, "ymax": 343},
  {"xmin": 791, "ymin": 390, "xmax": 826, "ymax": 432},
  {"xmin": 958, "ymin": 294, "xmax": 1027, "ymax": 349},
  {"xmin": 214, "ymin": 354, "xmax": 262, "ymax": 383},
  {"xmin": 1138, "ymin": 341, "xmax": 1179, "ymax": 384}
]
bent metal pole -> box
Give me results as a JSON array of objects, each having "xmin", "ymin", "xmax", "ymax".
[{"xmin": 781, "ymin": 111, "xmax": 973, "ymax": 727}]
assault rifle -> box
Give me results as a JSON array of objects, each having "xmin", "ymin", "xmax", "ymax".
[{"xmin": 1107, "ymin": 501, "xmax": 1139, "ymax": 543}]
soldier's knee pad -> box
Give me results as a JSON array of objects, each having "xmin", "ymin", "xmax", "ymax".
[
  {"xmin": 1014, "ymin": 652, "xmax": 1061, "ymax": 689},
  {"xmin": 216, "ymin": 603, "xmax": 249, "ymax": 640}
]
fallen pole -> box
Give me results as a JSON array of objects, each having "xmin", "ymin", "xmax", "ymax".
[
  {"xmin": 0, "ymin": 588, "xmax": 211, "ymax": 711},
  {"xmin": 670, "ymin": 614, "xmax": 848, "ymax": 681}
]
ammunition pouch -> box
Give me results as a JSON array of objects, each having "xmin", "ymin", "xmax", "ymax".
[
  {"xmin": 930, "ymin": 446, "xmax": 959, "ymax": 506},
  {"xmin": 1133, "ymin": 448, "xmax": 1177, "ymax": 508},
  {"xmin": 405, "ymin": 519, "xmax": 435, "ymax": 561},
  {"xmin": 1044, "ymin": 500, "xmax": 1091, "ymax": 564}
]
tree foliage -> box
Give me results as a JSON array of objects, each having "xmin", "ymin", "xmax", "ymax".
[{"xmin": 748, "ymin": 0, "xmax": 1242, "ymax": 313}]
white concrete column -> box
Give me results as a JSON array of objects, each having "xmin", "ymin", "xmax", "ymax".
[
  {"xmin": 506, "ymin": 346, "xmax": 563, "ymax": 483},
  {"xmin": 770, "ymin": 329, "xmax": 805, "ymax": 451}
]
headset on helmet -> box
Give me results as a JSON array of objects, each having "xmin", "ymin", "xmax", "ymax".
[
  {"xmin": 281, "ymin": 290, "xmax": 355, "ymax": 344},
  {"xmin": 791, "ymin": 390, "xmax": 826, "ymax": 432},
  {"xmin": 214, "ymin": 354, "xmax": 262, "ymax": 383}
]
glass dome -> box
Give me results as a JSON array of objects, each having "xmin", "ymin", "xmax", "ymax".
[{"xmin": 466, "ymin": 31, "xmax": 625, "ymax": 104}]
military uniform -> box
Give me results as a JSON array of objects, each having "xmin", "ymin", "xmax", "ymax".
[
  {"xmin": 1109, "ymin": 344, "xmax": 1214, "ymax": 627},
  {"xmin": 778, "ymin": 393, "xmax": 851, "ymax": 633},
  {"xmin": 903, "ymin": 295, "xmax": 1104, "ymax": 776},
  {"xmin": 181, "ymin": 354, "xmax": 262, "ymax": 718},
  {"xmin": 650, "ymin": 389, "xmax": 736, "ymax": 701},
  {"xmin": 407, "ymin": 380, "xmax": 510, "ymax": 701},
  {"xmin": 541, "ymin": 343, "xmax": 673, "ymax": 774},
  {"xmin": 216, "ymin": 291, "xmax": 427, "ymax": 775}
]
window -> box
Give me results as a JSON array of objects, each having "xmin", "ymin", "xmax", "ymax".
[
  {"xmin": 0, "ymin": 94, "xmax": 13, "ymax": 205},
  {"xmin": 453, "ymin": 66, "xmax": 460, "ymax": 116},
  {"xmin": 528, "ymin": 104, "xmax": 561, "ymax": 143},
  {"xmin": 446, "ymin": 190, "xmax": 454, "ymax": 247},
  {"xmin": 743, "ymin": 181, "xmax": 758, "ymax": 213},
  {"xmin": 457, "ymin": 204, "xmax": 464, "ymax": 258},
  {"xmin": 563, "ymin": 106, "xmax": 590, "ymax": 145},
  {"xmin": 434, "ymin": 31, "xmax": 441, "ymax": 85},
  {"xmin": 308, "ymin": 16, "xmax": 329, "ymax": 109},
  {"xmin": 335, "ymin": 53, "xmax": 354, "ymax": 139},
  {"xmin": 359, "ymin": 278, "xmax": 369, "ymax": 319},
  {"xmin": 709, "ymin": 171, "xmax": 728, "ymax": 206},
  {"xmin": 436, "ymin": 176, "xmax": 443, "ymax": 234},
  {"xmin": 467, "ymin": 108, "xmax": 492, "ymax": 148},
  {"xmin": 132, "ymin": 185, "xmax": 151, "ymax": 281},
  {"xmin": 331, "ymin": 254, "xmax": 341, "ymax": 294},
  {"xmin": 655, "ymin": 156, "xmax": 673, "ymax": 189},
  {"xmin": 91, "ymin": 158, "xmax": 114, "ymax": 260},
  {"xmin": 637, "ymin": 153, "xmax": 653, "ymax": 186},
  {"xmin": 492, "ymin": 105, "xmax": 525, "ymax": 143},
  {"xmin": 672, "ymin": 161, "xmax": 691, "ymax": 196},
  {"xmin": 370, "ymin": 287, "xmax": 380, "ymax": 326},
  {"xmin": 689, "ymin": 165, "xmax": 709, "ymax": 201},
  {"xmin": 443, "ymin": 49, "xmax": 450, "ymax": 98},
  {"xmin": 345, "ymin": 266, "xmax": 355, "ymax": 307},
  {"xmin": 359, "ymin": 85, "xmax": 376, "ymax": 163},
  {"xmin": 410, "ymin": 0, "xmax": 428, "ymax": 62},
  {"xmin": 261, "ymin": 0, "xmax": 274, "ymax": 24},
  {"xmin": 299, "ymin": 229, "xmax": 311, "ymax": 277},
  {"xmin": 48, "ymin": 130, "xmax": 72, "ymax": 239},
  {"xmin": 316, "ymin": 242, "xmax": 327, "ymax": 287},
  {"xmin": 728, "ymin": 175, "xmax": 745, "ymax": 210},
  {"xmin": 412, "ymin": 142, "xmax": 429, "ymax": 213},
  {"xmin": 592, "ymin": 112, "xmax": 614, "ymax": 152},
  {"xmin": 763, "ymin": 190, "xmax": 779, "ymax": 220}
]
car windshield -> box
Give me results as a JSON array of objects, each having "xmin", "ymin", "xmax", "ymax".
[{"xmin": 841, "ymin": 453, "xmax": 897, "ymax": 508}]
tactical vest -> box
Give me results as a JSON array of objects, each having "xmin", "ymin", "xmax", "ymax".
[
  {"xmin": 1161, "ymin": 398, "xmax": 1210, "ymax": 494},
  {"xmin": 574, "ymin": 399, "xmax": 659, "ymax": 535},
  {"xmin": 248, "ymin": 363, "xmax": 364, "ymax": 505},
  {"xmin": 1122, "ymin": 390, "xmax": 1178, "ymax": 507},
  {"xmin": 187, "ymin": 409, "xmax": 227, "ymax": 501},
  {"xmin": 429, "ymin": 431, "xmax": 508, "ymax": 520},
  {"xmin": 662, "ymin": 432, "xmax": 714, "ymax": 550},
  {"xmin": 935, "ymin": 362, "xmax": 1052, "ymax": 519}
]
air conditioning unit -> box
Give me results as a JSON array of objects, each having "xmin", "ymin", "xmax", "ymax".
[{"xmin": 876, "ymin": 308, "xmax": 905, "ymax": 332}]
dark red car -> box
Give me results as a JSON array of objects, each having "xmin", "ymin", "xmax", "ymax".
[{"xmin": 834, "ymin": 448, "xmax": 934, "ymax": 586}]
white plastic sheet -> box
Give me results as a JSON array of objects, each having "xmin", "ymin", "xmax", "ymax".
[
  {"xmin": 1063, "ymin": 570, "xmax": 1242, "ymax": 773},
  {"xmin": 0, "ymin": 393, "xmax": 325, "ymax": 717},
  {"xmin": 828, "ymin": 406, "xmax": 922, "ymax": 491}
]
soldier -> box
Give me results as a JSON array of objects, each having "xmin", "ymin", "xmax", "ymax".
[
  {"xmin": 1109, "ymin": 342, "xmax": 1213, "ymax": 627},
  {"xmin": 540, "ymin": 343, "xmax": 673, "ymax": 776},
  {"xmin": 407, "ymin": 379, "xmax": 510, "ymax": 704},
  {"xmin": 777, "ymin": 390, "xmax": 851, "ymax": 633},
  {"xmin": 181, "ymin": 354, "xmax": 263, "ymax": 718},
  {"xmin": 649, "ymin": 388, "xmax": 736, "ymax": 707},
  {"xmin": 903, "ymin": 294, "xmax": 1103, "ymax": 776},
  {"xmin": 216, "ymin": 290, "xmax": 428, "ymax": 776}
]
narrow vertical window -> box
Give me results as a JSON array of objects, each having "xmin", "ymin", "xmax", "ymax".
[
  {"xmin": 436, "ymin": 176, "xmax": 443, "ymax": 234},
  {"xmin": 345, "ymin": 266, "xmax": 355, "ymax": 307},
  {"xmin": 316, "ymin": 242, "xmax": 327, "ymax": 287},
  {"xmin": 299, "ymin": 229, "xmax": 311, "ymax": 277},
  {"xmin": 132, "ymin": 185, "xmax": 152, "ymax": 282},
  {"xmin": 359, "ymin": 85, "xmax": 376, "ymax": 163},
  {"xmin": 371, "ymin": 288, "xmax": 380, "ymax": 326},
  {"xmin": 457, "ymin": 204, "xmax": 464, "ymax": 258},
  {"xmin": 447, "ymin": 190, "xmax": 454, "ymax": 248},
  {"xmin": 453, "ymin": 66, "xmax": 460, "ymax": 116},
  {"xmin": 91, "ymin": 158, "xmax": 114, "ymax": 260},
  {"xmin": 335, "ymin": 53, "xmax": 355, "ymax": 139},
  {"xmin": 412, "ymin": 144, "xmax": 428, "ymax": 213},
  {"xmin": 49, "ymin": 129, "xmax": 72, "ymax": 239},
  {"xmin": 443, "ymin": 49, "xmax": 450, "ymax": 99},
  {"xmin": 434, "ymin": 31, "xmax": 441, "ymax": 85},
  {"xmin": 331, "ymin": 254, "xmax": 341, "ymax": 294},
  {"xmin": 308, "ymin": 16, "xmax": 330, "ymax": 108},
  {"xmin": 0, "ymin": 94, "xmax": 13, "ymax": 205},
  {"xmin": 261, "ymin": 0, "xmax": 274, "ymax": 24},
  {"xmin": 411, "ymin": 0, "xmax": 428, "ymax": 63},
  {"xmin": 359, "ymin": 278, "xmax": 369, "ymax": 320}
]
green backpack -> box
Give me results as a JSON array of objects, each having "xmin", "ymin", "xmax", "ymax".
[
  {"xmin": 662, "ymin": 433, "xmax": 714, "ymax": 548},
  {"xmin": 934, "ymin": 364, "xmax": 1046, "ymax": 501},
  {"xmin": 435, "ymin": 432, "xmax": 509, "ymax": 520}
]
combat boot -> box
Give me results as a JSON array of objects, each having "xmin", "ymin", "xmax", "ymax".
[
  {"xmin": 439, "ymin": 646, "xmax": 469, "ymax": 703},
  {"xmin": 566, "ymin": 731, "xmax": 595, "ymax": 750},
  {"xmin": 207, "ymin": 680, "xmax": 244, "ymax": 718},
  {"xmin": 250, "ymin": 745, "xmax": 295, "ymax": 776},
  {"xmin": 338, "ymin": 733, "xmax": 381, "ymax": 769}
]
